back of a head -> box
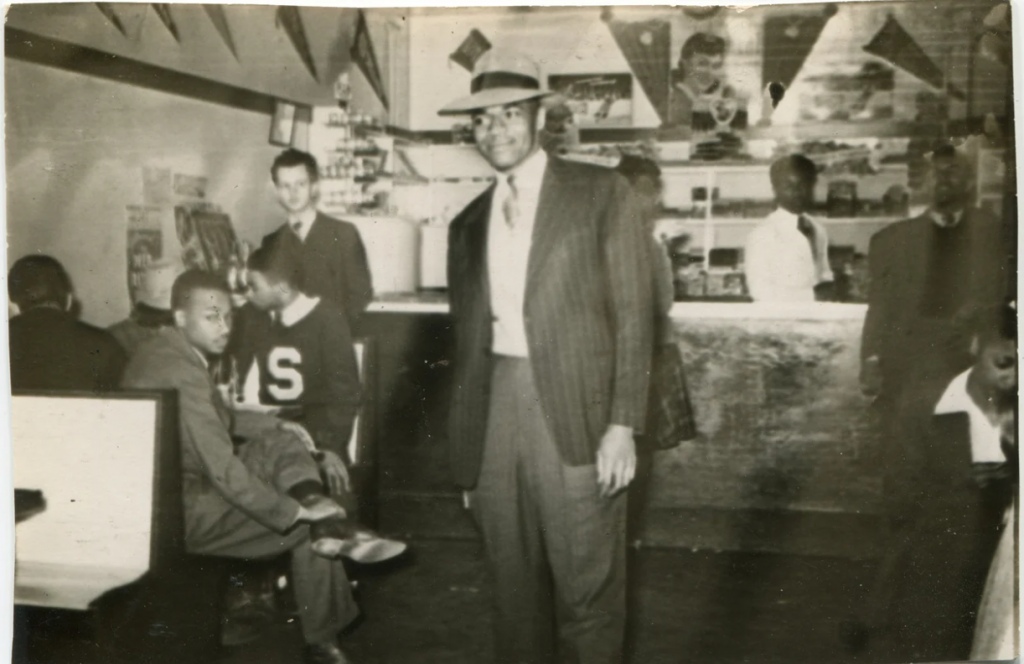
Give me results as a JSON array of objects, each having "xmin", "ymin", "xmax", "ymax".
[
  {"xmin": 171, "ymin": 269, "xmax": 230, "ymax": 312},
  {"xmin": 8, "ymin": 255, "xmax": 72, "ymax": 311},
  {"xmin": 247, "ymin": 232, "xmax": 307, "ymax": 293}
]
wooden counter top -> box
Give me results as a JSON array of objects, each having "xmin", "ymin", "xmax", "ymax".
[{"xmin": 368, "ymin": 292, "xmax": 866, "ymax": 321}]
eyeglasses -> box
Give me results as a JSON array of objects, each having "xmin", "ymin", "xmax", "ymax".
[{"xmin": 471, "ymin": 105, "xmax": 531, "ymax": 132}]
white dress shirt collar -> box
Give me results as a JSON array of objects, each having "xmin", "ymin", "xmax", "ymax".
[
  {"xmin": 934, "ymin": 369, "xmax": 1006, "ymax": 463},
  {"xmin": 277, "ymin": 293, "xmax": 320, "ymax": 328},
  {"xmin": 497, "ymin": 148, "xmax": 547, "ymax": 194},
  {"xmin": 929, "ymin": 208, "xmax": 964, "ymax": 229}
]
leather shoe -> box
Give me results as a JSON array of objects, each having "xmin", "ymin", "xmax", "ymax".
[
  {"xmin": 335, "ymin": 528, "xmax": 408, "ymax": 564},
  {"xmin": 304, "ymin": 641, "xmax": 353, "ymax": 664},
  {"xmin": 309, "ymin": 521, "xmax": 407, "ymax": 564}
]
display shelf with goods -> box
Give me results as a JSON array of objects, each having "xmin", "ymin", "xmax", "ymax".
[
  {"xmin": 309, "ymin": 106, "xmax": 404, "ymax": 216},
  {"xmin": 976, "ymin": 147, "xmax": 1005, "ymax": 215}
]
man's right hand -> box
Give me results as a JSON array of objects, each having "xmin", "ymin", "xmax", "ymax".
[
  {"xmin": 294, "ymin": 496, "xmax": 346, "ymax": 524},
  {"xmin": 860, "ymin": 356, "xmax": 882, "ymax": 398}
]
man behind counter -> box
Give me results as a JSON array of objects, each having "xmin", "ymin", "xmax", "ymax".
[
  {"xmin": 261, "ymin": 149, "xmax": 373, "ymax": 330},
  {"xmin": 744, "ymin": 155, "xmax": 833, "ymax": 302}
]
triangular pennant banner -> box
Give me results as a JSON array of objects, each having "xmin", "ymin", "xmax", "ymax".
[
  {"xmin": 864, "ymin": 15, "xmax": 965, "ymax": 100},
  {"xmin": 351, "ymin": 10, "xmax": 389, "ymax": 110},
  {"xmin": 277, "ymin": 6, "xmax": 318, "ymax": 82},
  {"xmin": 111, "ymin": 3, "xmax": 149, "ymax": 42},
  {"xmin": 450, "ymin": 29, "xmax": 491, "ymax": 72},
  {"xmin": 152, "ymin": 4, "xmax": 181, "ymax": 42},
  {"xmin": 203, "ymin": 5, "xmax": 238, "ymax": 60},
  {"xmin": 762, "ymin": 13, "xmax": 830, "ymax": 92},
  {"xmin": 607, "ymin": 19, "xmax": 671, "ymax": 124},
  {"xmin": 95, "ymin": 3, "xmax": 128, "ymax": 36}
]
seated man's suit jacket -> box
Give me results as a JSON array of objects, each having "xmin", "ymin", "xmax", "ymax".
[
  {"xmin": 446, "ymin": 156, "xmax": 654, "ymax": 489},
  {"xmin": 122, "ymin": 329, "xmax": 300, "ymax": 544}
]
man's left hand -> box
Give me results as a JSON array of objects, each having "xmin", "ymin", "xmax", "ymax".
[
  {"xmin": 597, "ymin": 425, "xmax": 636, "ymax": 498},
  {"xmin": 317, "ymin": 450, "xmax": 351, "ymax": 496}
]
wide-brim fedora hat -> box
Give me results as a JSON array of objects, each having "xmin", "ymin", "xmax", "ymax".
[{"xmin": 439, "ymin": 49, "xmax": 555, "ymax": 116}]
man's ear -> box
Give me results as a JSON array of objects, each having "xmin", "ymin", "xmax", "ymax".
[
  {"xmin": 310, "ymin": 180, "xmax": 321, "ymax": 204},
  {"xmin": 64, "ymin": 293, "xmax": 73, "ymax": 312},
  {"xmin": 174, "ymin": 309, "xmax": 187, "ymax": 328},
  {"xmin": 970, "ymin": 335, "xmax": 981, "ymax": 357}
]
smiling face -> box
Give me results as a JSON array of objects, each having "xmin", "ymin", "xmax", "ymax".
[
  {"xmin": 273, "ymin": 163, "xmax": 318, "ymax": 216},
  {"xmin": 684, "ymin": 52, "xmax": 725, "ymax": 93},
  {"xmin": 174, "ymin": 287, "xmax": 233, "ymax": 356},
  {"xmin": 471, "ymin": 100, "xmax": 540, "ymax": 173}
]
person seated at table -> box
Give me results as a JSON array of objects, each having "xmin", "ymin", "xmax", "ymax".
[
  {"xmin": 744, "ymin": 155, "xmax": 833, "ymax": 302},
  {"xmin": 109, "ymin": 258, "xmax": 183, "ymax": 357},
  {"xmin": 8, "ymin": 254, "xmax": 126, "ymax": 392},
  {"xmin": 122, "ymin": 270, "xmax": 396, "ymax": 664}
]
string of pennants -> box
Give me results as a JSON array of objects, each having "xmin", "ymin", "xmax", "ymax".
[{"xmin": 92, "ymin": 4, "xmax": 389, "ymax": 108}]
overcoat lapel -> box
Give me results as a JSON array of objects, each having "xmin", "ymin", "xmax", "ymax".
[
  {"xmin": 525, "ymin": 161, "xmax": 576, "ymax": 297},
  {"xmin": 463, "ymin": 186, "xmax": 495, "ymax": 320}
]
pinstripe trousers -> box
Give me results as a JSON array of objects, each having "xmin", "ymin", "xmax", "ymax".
[{"xmin": 470, "ymin": 357, "xmax": 627, "ymax": 664}]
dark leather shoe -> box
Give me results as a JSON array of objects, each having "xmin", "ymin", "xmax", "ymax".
[
  {"xmin": 221, "ymin": 582, "xmax": 277, "ymax": 646},
  {"xmin": 304, "ymin": 641, "xmax": 353, "ymax": 664}
]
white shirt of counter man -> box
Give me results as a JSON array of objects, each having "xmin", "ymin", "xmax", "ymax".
[
  {"xmin": 487, "ymin": 147, "xmax": 548, "ymax": 357},
  {"xmin": 744, "ymin": 207, "xmax": 833, "ymax": 303}
]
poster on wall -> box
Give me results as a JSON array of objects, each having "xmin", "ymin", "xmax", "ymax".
[
  {"xmin": 797, "ymin": 59, "xmax": 895, "ymax": 123},
  {"xmin": 173, "ymin": 172, "xmax": 209, "ymax": 199},
  {"xmin": 125, "ymin": 205, "xmax": 164, "ymax": 304},
  {"xmin": 664, "ymin": 30, "xmax": 750, "ymax": 157},
  {"xmin": 548, "ymin": 73, "xmax": 633, "ymax": 127},
  {"xmin": 142, "ymin": 166, "xmax": 172, "ymax": 205},
  {"xmin": 174, "ymin": 206, "xmax": 238, "ymax": 274}
]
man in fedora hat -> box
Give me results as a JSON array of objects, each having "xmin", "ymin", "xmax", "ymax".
[{"xmin": 442, "ymin": 49, "xmax": 653, "ymax": 664}]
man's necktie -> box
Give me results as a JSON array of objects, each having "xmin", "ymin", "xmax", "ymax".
[
  {"xmin": 501, "ymin": 175, "xmax": 519, "ymax": 228},
  {"xmin": 292, "ymin": 221, "xmax": 303, "ymax": 236},
  {"xmin": 797, "ymin": 214, "xmax": 818, "ymax": 263}
]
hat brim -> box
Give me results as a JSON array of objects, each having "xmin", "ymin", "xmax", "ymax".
[{"xmin": 438, "ymin": 88, "xmax": 555, "ymax": 116}]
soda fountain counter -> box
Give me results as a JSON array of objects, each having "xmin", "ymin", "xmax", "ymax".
[{"xmin": 363, "ymin": 297, "xmax": 884, "ymax": 559}]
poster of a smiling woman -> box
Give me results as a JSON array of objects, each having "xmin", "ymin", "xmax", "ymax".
[{"xmin": 667, "ymin": 32, "xmax": 749, "ymax": 136}]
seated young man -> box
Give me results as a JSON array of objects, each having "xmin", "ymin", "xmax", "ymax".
[
  {"xmin": 122, "ymin": 270, "xmax": 374, "ymax": 664},
  {"xmin": 874, "ymin": 300, "xmax": 1016, "ymax": 661}
]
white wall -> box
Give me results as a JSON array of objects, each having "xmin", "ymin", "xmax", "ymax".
[
  {"xmin": 6, "ymin": 59, "xmax": 289, "ymax": 327},
  {"xmin": 407, "ymin": 9, "xmax": 661, "ymax": 131}
]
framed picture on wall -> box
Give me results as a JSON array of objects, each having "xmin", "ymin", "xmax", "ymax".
[
  {"xmin": 548, "ymin": 73, "xmax": 633, "ymax": 128},
  {"xmin": 269, "ymin": 100, "xmax": 297, "ymax": 146}
]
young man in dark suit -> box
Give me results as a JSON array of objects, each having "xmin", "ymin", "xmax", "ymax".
[
  {"xmin": 441, "ymin": 49, "xmax": 654, "ymax": 664},
  {"xmin": 867, "ymin": 301, "xmax": 1016, "ymax": 661},
  {"xmin": 261, "ymin": 149, "xmax": 373, "ymax": 330},
  {"xmin": 8, "ymin": 255, "xmax": 126, "ymax": 392}
]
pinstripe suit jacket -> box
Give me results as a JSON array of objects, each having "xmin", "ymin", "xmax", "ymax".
[{"xmin": 446, "ymin": 156, "xmax": 654, "ymax": 489}]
